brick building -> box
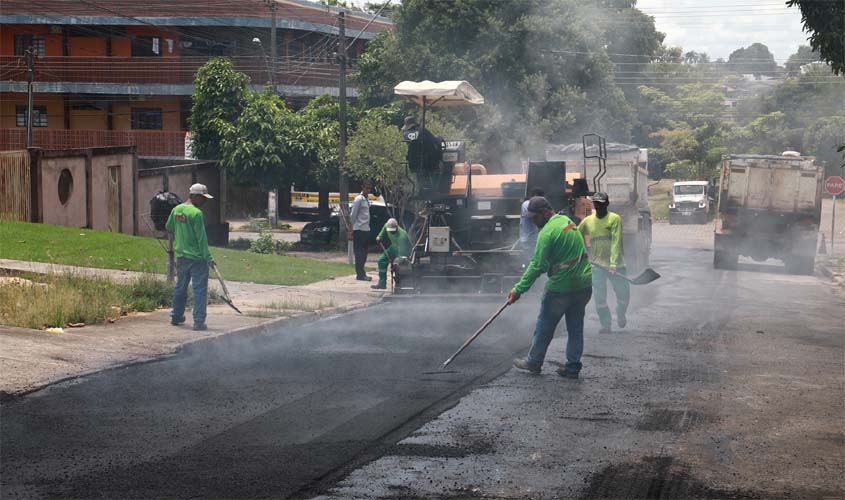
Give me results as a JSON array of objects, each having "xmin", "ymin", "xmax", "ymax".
[{"xmin": 0, "ymin": 0, "xmax": 391, "ymax": 157}]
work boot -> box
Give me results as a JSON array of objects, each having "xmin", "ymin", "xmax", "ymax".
[
  {"xmin": 555, "ymin": 366, "xmax": 580, "ymax": 379},
  {"xmin": 356, "ymin": 275, "xmax": 373, "ymax": 281},
  {"xmin": 170, "ymin": 316, "xmax": 185, "ymax": 326},
  {"xmin": 371, "ymin": 283, "xmax": 387, "ymax": 290},
  {"xmin": 598, "ymin": 325, "xmax": 612, "ymax": 334},
  {"xmin": 617, "ymin": 310, "xmax": 627, "ymax": 329},
  {"xmin": 193, "ymin": 322, "xmax": 208, "ymax": 331},
  {"xmin": 513, "ymin": 358, "xmax": 541, "ymax": 374}
]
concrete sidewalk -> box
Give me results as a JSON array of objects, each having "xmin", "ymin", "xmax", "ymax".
[{"xmin": 0, "ymin": 259, "xmax": 386, "ymax": 398}]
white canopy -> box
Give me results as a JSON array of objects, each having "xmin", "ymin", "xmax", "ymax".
[{"xmin": 393, "ymin": 80, "xmax": 485, "ymax": 107}]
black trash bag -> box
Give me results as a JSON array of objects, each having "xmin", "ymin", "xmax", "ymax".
[{"xmin": 150, "ymin": 191, "xmax": 182, "ymax": 231}]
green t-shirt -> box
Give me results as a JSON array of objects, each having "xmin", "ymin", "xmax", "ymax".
[
  {"xmin": 165, "ymin": 203, "xmax": 212, "ymax": 262},
  {"xmin": 513, "ymin": 214, "xmax": 592, "ymax": 294},
  {"xmin": 578, "ymin": 212, "xmax": 624, "ymax": 268},
  {"xmin": 377, "ymin": 225, "xmax": 411, "ymax": 257}
]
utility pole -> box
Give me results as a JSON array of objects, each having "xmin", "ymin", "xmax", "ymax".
[
  {"xmin": 25, "ymin": 46, "xmax": 35, "ymax": 148},
  {"xmin": 269, "ymin": 0, "xmax": 277, "ymax": 90},
  {"xmin": 338, "ymin": 10, "xmax": 352, "ymax": 262}
]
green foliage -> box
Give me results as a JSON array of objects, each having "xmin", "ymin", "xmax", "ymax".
[
  {"xmin": 220, "ymin": 91, "xmax": 306, "ymax": 189},
  {"xmin": 728, "ymin": 43, "xmax": 778, "ymax": 76},
  {"xmin": 248, "ymin": 230, "xmax": 293, "ymax": 255},
  {"xmin": 785, "ymin": 45, "xmax": 822, "ymax": 76},
  {"xmin": 803, "ymin": 116, "xmax": 845, "ymax": 176},
  {"xmin": 190, "ymin": 58, "xmax": 249, "ymax": 160},
  {"xmin": 786, "ymin": 0, "xmax": 845, "ymax": 75},
  {"xmin": 353, "ymin": 0, "xmax": 658, "ymax": 165}
]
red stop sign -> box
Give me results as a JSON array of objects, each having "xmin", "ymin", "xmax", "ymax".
[{"xmin": 825, "ymin": 176, "xmax": 845, "ymax": 196}]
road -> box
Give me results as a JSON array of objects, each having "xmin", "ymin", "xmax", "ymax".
[{"xmin": 2, "ymin": 222, "xmax": 843, "ymax": 499}]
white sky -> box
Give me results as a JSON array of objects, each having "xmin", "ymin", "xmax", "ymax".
[
  {"xmin": 632, "ymin": 0, "xmax": 809, "ymax": 62},
  {"xmin": 347, "ymin": 0, "xmax": 812, "ymax": 63}
]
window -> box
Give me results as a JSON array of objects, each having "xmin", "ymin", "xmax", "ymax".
[
  {"xmin": 58, "ymin": 169, "xmax": 74, "ymax": 206},
  {"xmin": 14, "ymin": 35, "xmax": 45, "ymax": 57},
  {"xmin": 16, "ymin": 105, "xmax": 48, "ymax": 127},
  {"xmin": 131, "ymin": 108, "xmax": 162, "ymax": 130},
  {"xmin": 131, "ymin": 36, "xmax": 162, "ymax": 57}
]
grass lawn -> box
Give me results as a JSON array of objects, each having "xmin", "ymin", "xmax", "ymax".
[
  {"xmin": 648, "ymin": 178, "xmax": 675, "ymax": 221},
  {"xmin": 0, "ymin": 221, "xmax": 354, "ymax": 286}
]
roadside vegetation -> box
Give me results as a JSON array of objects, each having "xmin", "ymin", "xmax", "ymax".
[
  {"xmin": 647, "ymin": 179, "xmax": 676, "ymax": 221},
  {"xmin": 0, "ymin": 221, "xmax": 354, "ymax": 286},
  {"xmin": 0, "ymin": 271, "xmax": 170, "ymax": 329}
]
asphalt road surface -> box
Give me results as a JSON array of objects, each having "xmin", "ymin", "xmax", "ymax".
[{"xmin": 2, "ymin": 222, "xmax": 843, "ymax": 499}]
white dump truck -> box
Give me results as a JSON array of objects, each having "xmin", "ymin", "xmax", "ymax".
[
  {"xmin": 714, "ymin": 153, "xmax": 823, "ymax": 274},
  {"xmin": 546, "ymin": 143, "xmax": 652, "ymax": 272},
  {"xmin": 669, "ymin": 180, "xmax": 711, "ymax": 224}
]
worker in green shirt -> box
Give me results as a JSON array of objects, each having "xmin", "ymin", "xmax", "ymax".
[
  {"xmin": 578, "ymin": 192, "xmax": 630, "ymax": 333},
  {"xmin": 166, "ymin": 183, "xmax": 214, "ymax": 331},
  {"xmin": 508, "ymin": 196, "xmax": 593, "ymax": 379},
  {"xmin": 372, "ymin": 218, "xmax": 411, "ymax": 290}
]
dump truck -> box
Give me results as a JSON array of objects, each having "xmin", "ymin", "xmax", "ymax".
[
  {"xmin": 713, "ymin": 153, "xmax": 823, "ymax": 274},
  {"xmin": 545, "ymin": 143, "xmax": 652, "ymax": 273}
]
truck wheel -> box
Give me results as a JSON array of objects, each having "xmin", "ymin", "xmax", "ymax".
[{"xmin": 714, "ymin": 249, "xmax": 738, "ymax": 269}]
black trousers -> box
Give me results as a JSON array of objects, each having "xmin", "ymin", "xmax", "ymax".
[{"xmin": 353, "ymin": 230, "xmax": 370, "ymax": 278}]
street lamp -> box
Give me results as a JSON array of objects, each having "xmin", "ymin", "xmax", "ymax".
[{"xmin": 251, "ymin": 37, "xmax": 274, "ymax": 88}]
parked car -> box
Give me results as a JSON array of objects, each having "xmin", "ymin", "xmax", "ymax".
[
  {"xmin": 668, "ymin": 180, "xmax": 711, "ymax": 224},
  {"xmin": 300, "ymin": 201, "xmax": 415, "ymax": 248}
]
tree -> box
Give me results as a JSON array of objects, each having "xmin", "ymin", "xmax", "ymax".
[
  {"xmin": 803, "ymin": 116, "xmax": 845, "ymax": 177},
  {"xmin": 784, "ymin": 45, "xmax": 822, "ymax": 76},
  {"xmin": 190, "ymin": 58, "xmax": 249, "ymax": 160},
  {"xmin": 728, "ymin": 43, "xmax": 778, "ymax": 76},
  {"xmin": 219, "ymin": 91, "xmax": 305, "ymax": 189},
  {"xmin": 353, "ymin": 0, "xmax": 662, "ymax": 166},
  {"xmin": 786, "ymin": 0, "xmax": 845, "ymax": 75}
]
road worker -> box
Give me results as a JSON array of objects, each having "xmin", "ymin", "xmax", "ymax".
[
  {"xmin": 372, "ymin": 218, "xmax": 411, "ymax": 290},
  {"xmin": 578, "ymin": 192, "xmax": 630, "ymax": 333},
  {"xmin": 507, "ymin": 196, "xmax": 593, "ymax": 379}
]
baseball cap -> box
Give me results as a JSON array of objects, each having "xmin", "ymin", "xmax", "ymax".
[
  {"xmin": 589, "ymin": 192, "xmax": 609, "ymax": 203},
  {"xmin": 526, "ymin": 196, "xmax": 552, "ymax": 213},
  {"xmin": 402, "ymin": 116, "xmax": 418, "ymax": 131},
  {"xmin": 386, "ymin": 218, "xmax": 399, "ymax": 232},
  {"xmin": 189, "ymin": 183, "xmax": 213, "ymax": 199}
]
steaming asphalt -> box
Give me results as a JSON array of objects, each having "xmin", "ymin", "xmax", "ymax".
[{"xmin": 2, "ymin": 222, "xmax": 843, "ymax": 499}]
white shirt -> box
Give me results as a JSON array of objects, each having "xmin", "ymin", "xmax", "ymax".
[{"xmin": 350, "ymin": 192, "xmax": 370, "ymax": 231}]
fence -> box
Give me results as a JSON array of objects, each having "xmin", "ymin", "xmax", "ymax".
[
  {"xmin": 0, "ymin": 150, "xmax": 32, "ymax": 221},
  {"xmin": 0, "ymin": 129, "xmax": 187, "ymax": 157}
]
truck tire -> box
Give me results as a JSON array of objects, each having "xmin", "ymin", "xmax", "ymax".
[
  {"xmin": 786, "ymin": 256, "xmax": 815, "ymax": 275},
  {"xmin": 714, "ymin": 249, "xmax": 738, "ymax": 269}
]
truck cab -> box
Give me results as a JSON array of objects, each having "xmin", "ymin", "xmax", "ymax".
[{"xmin": 669, "ymin": 181, "xmax": 710, "ymax": 224}]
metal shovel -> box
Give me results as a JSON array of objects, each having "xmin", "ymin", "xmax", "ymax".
[
  {"xmin": 591, "ymin": 261, "xmax": 661, "ymax": 285},
  {"xmin": 210, "ymin": 262, "xmax": 243, "ymax": 314}
]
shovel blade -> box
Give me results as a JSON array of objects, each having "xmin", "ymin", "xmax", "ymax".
[{"xmin": 630, "ymin": 268, "xmax": 660, "ymax": 285}]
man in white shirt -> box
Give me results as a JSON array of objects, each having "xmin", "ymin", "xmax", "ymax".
[{"xmin": 350, "ymin": 182, "xmax": 372, "ymax": 281}]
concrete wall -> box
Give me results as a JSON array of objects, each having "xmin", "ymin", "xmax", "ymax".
[{"xmin": 40, "ymin": 156, "xmax": 87, "ymax": 228}]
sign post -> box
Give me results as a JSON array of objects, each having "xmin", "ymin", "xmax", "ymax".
[{"xmin": 824, "ymin": 176, "xmax": 844, "ymax": 254}]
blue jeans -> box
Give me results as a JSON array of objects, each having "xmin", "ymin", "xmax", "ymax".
[
  {"xmin": 526, "ymin": 287, "xmax": 593, "ymax": 372},
  {"xmin": 171, "ymin": 258, "xmax": 209, "ymax": 325}
]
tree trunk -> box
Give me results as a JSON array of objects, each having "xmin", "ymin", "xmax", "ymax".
[{"xmin": 318, "ymin": 184, "xmax": 330, "ymax": 221}]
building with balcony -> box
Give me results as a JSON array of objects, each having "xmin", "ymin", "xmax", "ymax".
[{"xmin": 0, "ymin": 0, "xmax": 392, "ymax": 156}]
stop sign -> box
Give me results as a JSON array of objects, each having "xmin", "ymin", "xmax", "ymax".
[{"xmin": 825, "ymin": 176, "xmax": 845, "ymax": 196}]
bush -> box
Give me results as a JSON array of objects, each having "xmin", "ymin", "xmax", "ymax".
[
  {"xmin": 248, "ymin": 231, "xmax": 293, "ymax": 255},
  {"xmin": 228, "ymin": 237, "xmax": 253, "ymax": 251}
]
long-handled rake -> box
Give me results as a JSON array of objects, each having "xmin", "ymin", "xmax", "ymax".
[{"xmin": 210, "ymin": 262, "xmax": 243, "ymax": 314}]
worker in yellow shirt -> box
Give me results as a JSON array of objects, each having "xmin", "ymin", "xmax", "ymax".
[{"xmin": 578, "ymin": 192, "xmax": 629, "ymax": 333}]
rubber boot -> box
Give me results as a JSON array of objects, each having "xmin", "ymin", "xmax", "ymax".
[
  {"xmin": 597, "ymin": 306, "xmax": 612, "ymax": 333},
  {"xmin": 371, "ymin": 271, "xmax": 387, "ymax": 290}
]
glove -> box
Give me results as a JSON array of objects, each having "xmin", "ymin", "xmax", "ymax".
[
  {"xmin": 208, "ymin": 260, "xmax": 216, "ymax": 268},
  {"xmin": 507, "ymin": 289, "xmax": 521, "ymax": 304}
]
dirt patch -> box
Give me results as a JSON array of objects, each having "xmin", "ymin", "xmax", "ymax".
[
  {"xmin": 387, "ymin": 442, "xmax": 494, "ymax": 458},
  {"xmin": 581, "ymin": 456, "xmax": 764, "ymax": 499}
]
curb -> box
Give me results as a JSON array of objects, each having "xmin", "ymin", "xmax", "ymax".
[
  {"xmin": 816, "ymin": 262, "xmax": 844, "ymax": 288},
  {"xmin": 0, "ymin": 300, "xmax": 382, "ymax": 404}
]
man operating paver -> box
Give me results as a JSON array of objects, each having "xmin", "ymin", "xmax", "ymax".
[
  {"xmin": 578, "ymin": 192, "xmax": 630, "ymax": 333},
  {"xmin": 372, "ymin": 218, "xmax": 411, "ymax": 290},
  {"xmin": 508, "ymin": 196, "xmax": 593, "ymax": 378},
  {"xmin": 166, "ymin": 183, "xmax": 214, "ymax": 331},
  {"xmin": 519, "ymin": 187, "xmax": 545, "ymax": 266},
  {"xmin": 350, "ymin": 182, "xmax": 372, "ymax": 281}
]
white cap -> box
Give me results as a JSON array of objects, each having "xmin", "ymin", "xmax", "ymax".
[
  {"xmin": 189, "ymin": 183, "xmax": 213, "ymax": 199},
  {"xmin": 386, "ymin": 218, "xmax": 398, "ymax": 232}
]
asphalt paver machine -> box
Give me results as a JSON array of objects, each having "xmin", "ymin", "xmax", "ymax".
[{"xmin": 391, "ymin": 80, "xmax": 593, "ymax": 294}]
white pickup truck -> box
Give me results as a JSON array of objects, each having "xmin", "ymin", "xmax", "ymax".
[{"xmin": 669, "ymin": 180, "xmax": 711, "ymax": 224}]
